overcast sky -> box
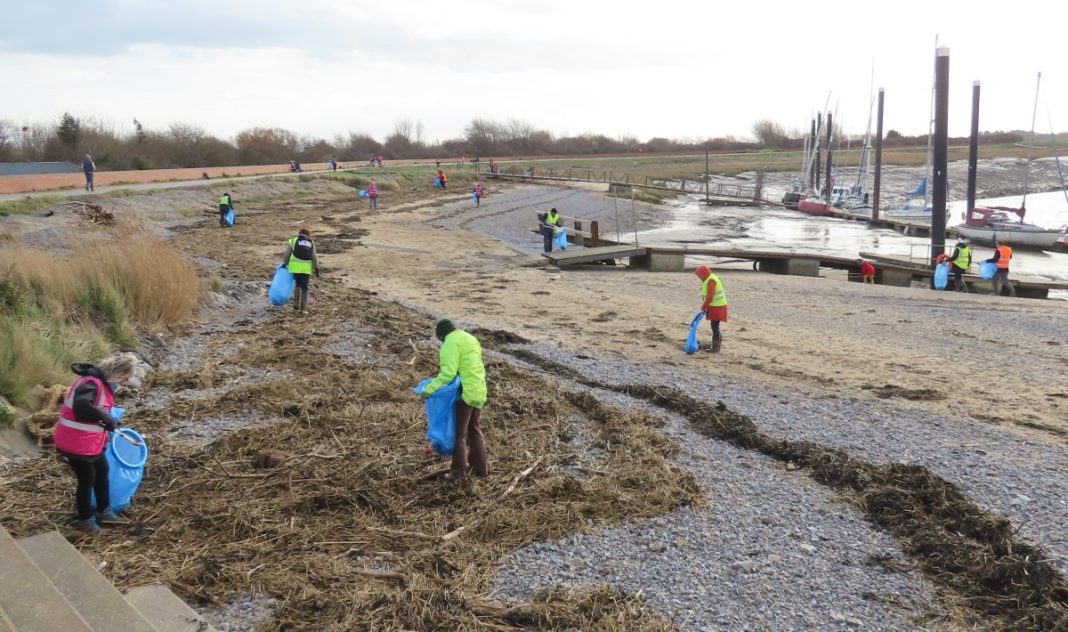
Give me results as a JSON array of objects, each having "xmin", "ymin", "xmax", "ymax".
[{"xmin": 2, "ymin": 0, "xmax": 1065, "ymax": 143}]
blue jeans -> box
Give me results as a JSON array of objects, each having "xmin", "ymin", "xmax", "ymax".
[{"xmin": 84, "ymin": 173, "xmax": 94, "ymax": 191}]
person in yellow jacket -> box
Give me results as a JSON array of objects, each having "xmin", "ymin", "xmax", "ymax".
[
  {"xmin": 279, "ymin": 228, "xmax": 321, "ymax": 314},
  {"xmin": 694, "ymin": 264, "xmax": 728, "ymax": 353},
  {"xmin": 421, "ymin": 319, "xmax": 488, "ymax": 481}
]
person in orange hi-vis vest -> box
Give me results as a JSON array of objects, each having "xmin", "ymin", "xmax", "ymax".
[{"xmin": 985, "ymin": 240, "xmax": 1015, "ymax": 297}]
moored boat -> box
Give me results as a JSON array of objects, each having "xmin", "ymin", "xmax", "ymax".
[
  {"xmin": 797, "ymin": 196, "xmax": 830, "ymax": 216},
  {"xmin": 957, "ymin": 206, "xmax": 1061, "ymax": 249}
]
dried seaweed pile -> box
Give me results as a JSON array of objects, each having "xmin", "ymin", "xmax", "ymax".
[
  {"xmin": 0, "ymin": 274, "xmax": 699, "ymax": 630},
  {"xmin": 505, "ymin": 350, "xmax": 1068, "ymax": 630}
]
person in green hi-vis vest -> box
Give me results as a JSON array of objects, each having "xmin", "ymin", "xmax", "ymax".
[
  {"xmin": 421, "ymin": 319, "xmax": 488, "ymax": 482},
  {"xmin": 279, "ymin": 228, "xmax": 321, "ymax": 314},
  {"xmin": 694, "ymin": 265, "xmax": 728, "ymax": 353}
]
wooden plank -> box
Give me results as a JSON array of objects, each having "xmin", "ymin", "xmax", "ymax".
[{"xmin": 545, "ymin": 246, "xmax": 647, "ymax": 266}]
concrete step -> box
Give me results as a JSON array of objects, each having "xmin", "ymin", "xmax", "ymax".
[
  {"xmin": 125, "ymin": 584, "xmax": 217, "ymax": 632},
  {"xmin": 17, "ymin": 531, "xmax": 158, "ymax": 632},
  {"xmin": 0, "ymin": 527, "xmax": 92, "ymax": 632}
]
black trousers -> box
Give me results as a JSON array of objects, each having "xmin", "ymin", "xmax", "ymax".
[
  {"xmin": 292, "ymin": 273, "xmax": 310, "ymax": 309},
  {"xmin": 66, "ymin": 454, "xmax": 110, "ymax": 520}
]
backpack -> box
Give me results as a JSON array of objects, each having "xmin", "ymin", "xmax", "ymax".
[{"xmin": 292, "ymin": 236, "xmax": 314, "ymax": 260}]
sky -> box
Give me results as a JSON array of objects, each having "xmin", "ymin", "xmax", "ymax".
[{"xmin": 2, "ymin": 0, "xmax": 1066, "ymax": 144}]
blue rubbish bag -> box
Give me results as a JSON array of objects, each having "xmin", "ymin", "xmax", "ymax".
[
  {"xmin": 358, "ymin": 189, "xmax": 368, "ymax": 198},
  {"xmin": 412, "ymin": 377, "xmax": 461, "ymax": 456},
  {"xmin": 224, "ymin": 209, "xmax": 235, "ymax": 226},
  {"xmin": 268, "ymin": 265, "xmax": 294, "ymax": 306},
  {"xmin": 933, "ymin": 261, "xmax": 949, "ymax": 290},
  {"xmin": 433, "ymin": 177, "xmax": 442, "ymax": 188},
  {"xmin": 554, "ymin": 227, "xmax": 568, "ymax": 250},
  {"xmin": 685, "ymin": 311, "xmax": 704, "ymax": 354},
  {"xmin": 90, "ymin": 428, "xmax": 147, "ymax": 512},
  {"xmin": 980, "ymin": 261, "xmax": 997, "ymax": 280}
]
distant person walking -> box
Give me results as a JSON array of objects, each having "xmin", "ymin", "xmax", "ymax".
[
  {"xmin": 280, "ymin": 228, "xmax": 321, "ymax": 314},
  {"xmin": 694, "ymin": 265, "xmax": 728, "ymax": 353},
  {"xmin": 82, "ymin": 154, "xmax": 95, "ymax": 192},
  {"xmin": 219, "ymin": 192, "xmax": 234, "ymax": 228},
  {"xmin": 472, "ymin": 182, "xmax": 484, "ymax": 207},
  {"xmin": 986, "ymin": 240, "xmax": 1015, "ymax": 297},
  {"xmin": 420, "ymin": 319, "xmax": 488, "ymax": 482},
  {"xmin": 949, "ymin": 238, "xmax": 971, "ymax": 292},
  {"xmin": 367, "ymin": 182, "xmax": 378, "ymax": 210},
  {"xmin": 330, "ymin": 156, "xmax": 338, "ymax": 172},
  {"xmin": 857, "ymin": 258, "xmax": 876, "ymax": 284}
]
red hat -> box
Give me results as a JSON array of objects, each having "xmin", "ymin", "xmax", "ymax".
[{"xmin": 694, "ymin": 265, "xmax": 711, "ymax": 280}]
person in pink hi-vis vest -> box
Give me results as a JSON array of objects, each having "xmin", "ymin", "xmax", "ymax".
[
  {"xmin": 367, "ymin": 182, "xmax": 378, "ymax": 210},
  {"xmin": 53, "ymin": 352, "xmax": 144, "ymax": 533}
]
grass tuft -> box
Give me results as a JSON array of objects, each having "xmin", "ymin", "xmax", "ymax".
[{"xmin": 0, "ymin": 238, "xmax": 200, "ymax": 407}]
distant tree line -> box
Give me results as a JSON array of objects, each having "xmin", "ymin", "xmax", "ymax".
[
  {"xmin": 0, "ymin": 113, "xmax": 1026, "ymax": 171},
  {"xmin": 749, "ymin": 118, "xmax": 1023, "ymax": 150}
]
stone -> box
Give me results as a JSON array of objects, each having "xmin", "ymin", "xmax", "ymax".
[
  {"xmin": 648, "ymin": 542, "xmax": 665, "ymax": 553},
  {"xmin": 799, "ymin": 544, "xmax": 816, "ymax": 554}
]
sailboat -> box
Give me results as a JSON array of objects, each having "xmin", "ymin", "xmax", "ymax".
[
  {"xmin": 883, "ymin": 39, "xmax": 947, "ymax": 223},
  {"xmin": 958, "ymin": 72, "xmax": 1062, "ymax": 250}
]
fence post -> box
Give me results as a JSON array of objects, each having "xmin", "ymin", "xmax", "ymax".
[
  {"xmin": 754, "ymin": 171, "xmax": 764, "ymax": 201},
  {"xmin": 680, "ymin": 179, "xmax": 686, "ymax": 193},
  {"xmin": 591, "ymin": 221, "xmax": 600, "ymax": 247},
  {"xmin": 574, "ymin": 220, "xmax": 583, "ymax": 246}
]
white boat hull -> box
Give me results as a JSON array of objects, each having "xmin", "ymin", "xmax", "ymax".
[{"xmin": 956, "ymin": 225, "xmax": 1061, "ymax": 249}]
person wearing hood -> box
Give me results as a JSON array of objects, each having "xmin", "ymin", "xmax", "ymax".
[
  {"xmin": 367, "ymin": 181, "xmax": 378, "ymax": 210},
  {"xmin": 420, "ymin": 320, "xmax": 488, "ymax": 482},
  {"xmin": 694, "ymin": 265, "xmax": 728, "ymax": 353},
  {"xmin": 53, "ymin": 352, "xmax": 144, "ymax": 533}
]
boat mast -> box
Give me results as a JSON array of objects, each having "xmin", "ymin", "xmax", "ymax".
[
  {"xmin": 923, "ymin": 36, "xmax": 938, "ymax": 209},
  {"xmin": 1022, "ymin": 71, "xmax": 1041, "ymax": 210},
  {"xmin": 1049, "ymin": 108, "xmax": 1068, "ymax": 208}
]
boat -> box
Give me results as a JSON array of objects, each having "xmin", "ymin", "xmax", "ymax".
[
  {"xmin": 959, "ymin": 73, "xmax": 1061, "ymax": 250},
  {"xmin": 797, "ymin": 195, "xmax": 831, "ymax": 215},
  {"xmin": 957, "ymin": 206, "xmax": 1062, "ymax": 249}
]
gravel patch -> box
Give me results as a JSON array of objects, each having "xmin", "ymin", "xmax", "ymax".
[
  {"xmin": 197, "ymin": 592, "xmax": 279, "ymax": 632},
  {"xmin": 160, "ymin": 409, "xmax": 286, "ymax": 446},
  {"xmin": 510, "ymin": 343, "xmax": 1068, "ymax": 578},
  {"xmin": 493, "ymin": 354, "xmax": 938, "ymax": 630}
]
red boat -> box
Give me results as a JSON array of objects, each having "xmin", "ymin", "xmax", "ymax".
[{"xmin": 796, "ymin": 196, "xmax": 830, "ymax": 216}]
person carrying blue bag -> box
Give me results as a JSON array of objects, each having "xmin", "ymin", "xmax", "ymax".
[
  {"xmin": 219, "ymin": 192, "xmax": 234, "ymax": 228},
  {"xmin": 279, "ymin": 228, "xmax": 321, "ymax": 315},
  {"xmin": 420, "ymin": 319, "xmax": 488, "ymax": 482},
  {"xmin": 694, "ymin": 265, "xmax": 728, "ymax": 353},
  {"xmin": 52, "ymin": 352, "xmax": 146, "ymax": 533}
]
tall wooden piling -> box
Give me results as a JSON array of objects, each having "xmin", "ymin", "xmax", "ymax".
[
  {"xmin": 824, "ymin": 112, "xmax": 834, "ymax": 203},
  {"xmin": 931, "ymin": 46, "xmax": 950, "ymax": 265},
  {"xmin": 872, "ymin": 88, "xmax": 885, "ymax": 223},
  {"xmin": 966, "ymin": 81, "xmax": 981, "ymax": 217},
  {"xmin": 814, "ymin": 114, "xmax": 822, "ymax": 192}
]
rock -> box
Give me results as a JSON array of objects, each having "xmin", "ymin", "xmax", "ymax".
[
  {"xmin": 846, "ymin": 618, "xmax": 863, "ymax": 627},
  {"xmin": 648, "ymin": 541, "xmax": 665, "ymax": 553},
  {"xmin": 252, "ymin": 449, "xmax": 287, "ymax": 469},
  {"xmin": 798, "ymin": 544, "xmax": 816, "ymax": 554},
  {"xmin": 565, "ymin": 558, "xmax": 588, "ymax": 570},
  {"xmin": 830, "ymin": 612, "xmax": 847, "ymax": 622},
  {"xmin": 767, "ymin": 553, "xmax": 782, "ymax": 563},
  {"xmin": 674, "ymin": 538, "xmax": 687, "ymax": 549}
]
